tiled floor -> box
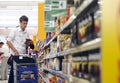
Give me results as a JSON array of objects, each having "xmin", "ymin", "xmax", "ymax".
[{"xmin": 0, "ymin": 80, "xmax": 8, "ymax": 83}]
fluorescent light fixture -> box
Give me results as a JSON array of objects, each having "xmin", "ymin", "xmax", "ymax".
[
  {"xmin": 0, "ymin": 0, "xmax": 44, "ymax": 1},
  {"xmin": 98, "ymin": 1, "xmax": 102, "ymax": 4},
  {"xmin": 0, "ymin": 16, "xmax": 37, "ymax": 19},
  {"xmin": 0, "ymin": 21, "xmax": 37, "ymax": 24},
  {"xmin": 0, "ymin": 6, "xmax": 38, "ymax": 10}
]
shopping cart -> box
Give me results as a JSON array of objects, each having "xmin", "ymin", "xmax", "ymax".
[{"xmin": 12, "ymin": 55, "xmax": 38, "ymax": 83}]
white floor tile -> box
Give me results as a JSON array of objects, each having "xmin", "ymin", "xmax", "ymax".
[{"xmin": 0, "ymin": 80, "xmax": 8, "ymax": 83}]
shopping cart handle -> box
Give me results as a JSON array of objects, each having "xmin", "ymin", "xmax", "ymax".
[{"xmin": 19, "ymin": 54, "xmax": 29, "ymax": 56}]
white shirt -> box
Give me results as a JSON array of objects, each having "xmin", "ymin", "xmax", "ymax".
[
  {"xmin": 7, "ymin": 27, "xmax": 30, "ymax": 54},
  {"xmin": 0, "ymin": 44, "xmax": 9, "ymax": 57}
]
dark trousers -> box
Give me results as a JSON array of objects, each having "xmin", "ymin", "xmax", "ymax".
[{"xmin": 8, "ymin": 63, "xmax": 14, "ymax": 83}]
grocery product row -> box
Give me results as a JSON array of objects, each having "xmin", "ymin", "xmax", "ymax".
[
  {"xmin": 37, "ymin": 0, "xmax": 101, "ymax": 83},
  {"xmin": 38, "ymin": 48, "xmax": 100, "ymax": 83}
]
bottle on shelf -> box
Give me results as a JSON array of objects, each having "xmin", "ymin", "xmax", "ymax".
[
  {"xmin": 78, "ymin": 64, "xmax": 83, "ymax": 78},
  {"xmin": 88, "ymin": 48, "xmax": 101, "ymax": 83},
  {"xmin": 94, "ymin": 10, "xmax": 101, "ymax": 38},
  {"xmin": 72, "ymin": 64, "xmax": 79, "ymax": 77}
]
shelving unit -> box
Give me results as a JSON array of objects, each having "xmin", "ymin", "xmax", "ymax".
[
  {"xmin": 43, "ymin": 0, "xmax": 98, "ymax": 48},
  {"xmin": 43, "ymin": 14, "xmax": 76, "ymax": 48},
  {"xmin": 74, "ymin": 0, "xmax": 94, "ymax": 16},
  {"xmin": 38, "ymin": 60, "xmax": 44, "ymax": 63},
  {"xmin": 69, "ymin": 75, "xmax": 90, "ymax": 83},
  {"xmin": 44, "ymin": 37, "xmax": 101, "ymax": 59},
  {"xmin": 38, "ymin": 0, "xmax": 101, "ymax": 83},
  {"xmin": 43, "ymin": 68, "xmax": 70, "ymax": 81},
  {"xmin": 39, "ymin": 73, "xmax": 49, "ymax": 83},
  {"xmin": 60, "ymin": 37, "xmax": 101, "ymax": 56}
]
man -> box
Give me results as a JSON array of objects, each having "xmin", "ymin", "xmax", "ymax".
[
  {"xmin": 6, "ymin": 15, "xmax": 30, "ymax": 83},
  {"xmin": 0, "ymin": 42, "xmax": 9, "ymax": 80},
  {"xmin": 7, "ymin": 15, "xmax": 30, "ymax": 55}
]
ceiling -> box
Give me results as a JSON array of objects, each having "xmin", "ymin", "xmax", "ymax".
[
  {"xmin": 0, "ymin": 0, "xmax": 44, "ymax": 36},
  {"xmin": 0, "ymin": 1, "xmax": 38, "ymax": 7},
  {"xmin": 0, "ymin": 1, "xmax": 44, "ymax": 28}
]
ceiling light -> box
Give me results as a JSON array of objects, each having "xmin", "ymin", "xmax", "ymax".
[{"xmin": 0, "ymin": 0, "xmax": 44, "ymax": 1}]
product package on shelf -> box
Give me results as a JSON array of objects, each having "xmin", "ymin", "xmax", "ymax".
[
  {"xmin": 44, "ymin": 59, "xmax": 49, "ymax": 68},
  {"xmin": 50, "ymin": 41, "xmax": 57, "ymax": 54},
  {"xmin": 77, "ymin": 13, "xmax": 94, "ymax": 44},
  {"xmin": 74, "ymin": 0, "xmax": 81, "ymax": 9},
  {"xmin": 44, "ymin": 46, "xmax": 50, "ymax": 55},
  {"xmin": 59, "ymin": 34, "xmax": 72, "ymax": 51},
  {"xmin": 55, "ymin": 57, "xmax": 64, "ymax": 71},
  {"xmin": 77, "ymin": 12, "xmax": 101, "ymax": 45},
  {"xmin": 71, "ymin": 23, "xmax": 79, "ymax": 47},
  {"xmin": 48, "ymin": 75, "xmax": 66, "ymax": 83},
  {"xmin": 46, "ymin": 32, "xmax": 52, "ymax": 43},
  {"xmin": 54, "ymin": 17, "xmax": 60, "ymax": 33},
  {"xmin": 76, "ymin": 0, "xmax": 101, "ymax": 45},
  {"xmin": 72, "ymin": 52, "xmax": 89, "ymax": 80},
  {"xmin": 48, "ymin": 59, "xmax": 54, "ymax": 69},
  {"xmin": 62, "ymin": 58, "xmax": 72, "ymax": 75},
  {"xmin": 94, "ymin": 10, "xmax": 101, "ymax": 38},
  {"xmin": 49, "ymin": 75, "xmax": 57, "ymax": 83},
  {"xmin": 53, "ymin": 58, "xmax": 60, "ymax": 71},
  {"xmin": 72, "ymin": 61, "xmax": 79, "ymax": 77},
  {"xmin": 88, "ymin": 48, "xmax": 101, "ymax": 83},
  {"xmin": 71, "ymin": 48, "xmax": 101, "ymax": 83},
  {"xmin": 73, "ymin": 0, "xmax": 86, "ymax": 10},
  {"xmin": 36, "ymin": 40, "xmax": 45, "ymax": 54}
]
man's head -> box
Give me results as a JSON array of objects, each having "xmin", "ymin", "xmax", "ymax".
[
  {"xmin": 0, "ymin": 42, "xmax": 4, "ymax": 48},
  {"xmin": 19, "ymin": 15, "xmax": 28, "ymax": 31}
]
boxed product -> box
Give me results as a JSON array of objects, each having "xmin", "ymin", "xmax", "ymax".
[
  {"xmin": 88, "ymin": 49, "xmax": 101, "ymax": 83},
  {"xmin": 57, "ymin": 77, "xmax": 65, "ymax": 83},
  {"xmin": 94, "ymin": 10, "xmax": 101, "ymax": 38}
]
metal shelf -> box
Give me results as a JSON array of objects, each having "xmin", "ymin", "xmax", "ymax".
[
  {"xmin": 43, "ymin": 68, "xmax": 69, "ymax": 81},
  {"xmin": 38, "ymin": 60, "xmax": 44, "ymax": 64},
  {"xmin": 74, "ymin": 0, "xmax": 94, "ymax": 16},
  {"xmin": 39, "ymin": 73, "xmax": 49, "ymax": 83},
  {"xmin": 60, "ymin": 37, "xmax": 101, "ymax": 56},
  {"xmin": 43, "ymin": 0, "xmax": 95, "ymax": 48},
  {"xmin": 44, "ymin": 38, "xmax": 101, "ymax": 59},
  {"xmin": 44, "ymin": 53, "xmax": 58, "ymax": 59},
  {"xmin": 43, "ymin": 15, "xmax": 76, "ymax": 48},
  {"xmin": 69, "ymin": 75, "xmax": 90, "ymax": 83}
]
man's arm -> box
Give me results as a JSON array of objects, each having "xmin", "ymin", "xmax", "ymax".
[{"xmin": 6, "ymin": 41, "xmax": 19, "ymax": 55}]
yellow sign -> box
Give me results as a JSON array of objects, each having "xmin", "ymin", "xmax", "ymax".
[
  {"xmin": 33, "ymin": 35, "xmax": 37, "ymax": 50},
  {"xmin": 102, "ymin": 0, "xmax": 120, "ymax": 83},
  {"xmin": 38, "ymin": 3, "xmax": 46, "ymax": 40}
]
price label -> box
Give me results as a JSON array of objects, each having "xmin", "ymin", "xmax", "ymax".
[{"xmin": 59, "ymin": 1, "xmax": 66, "ymax": 9}]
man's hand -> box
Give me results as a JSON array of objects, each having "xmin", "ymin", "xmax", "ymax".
[{"xmin": 14, "ymin": 50, "xmax": 19, "ymax": 56}]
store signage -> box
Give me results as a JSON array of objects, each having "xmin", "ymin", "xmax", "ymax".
[
  {"xmin": 51, "ymin": 0, "xmax": 67, "ymax": 17},
  {"xmin": 44, "ymin": 12, "xmax": 55, "ymax": 32},
  {"xmin": 44, "ymin": 0, "xmax": 55, "ymax": 32},
  {"xmin": 45, "ymin": 4, "xmax": 51, "ymax": 11},
  {"xmin": 38, "ymin": 3, "xmax": 46, "ymax": 40}
]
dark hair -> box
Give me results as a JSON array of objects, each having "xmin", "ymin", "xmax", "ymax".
[
  {"xmin": 19, "ymin": 15, "xmax": 28, "ymax": 22},
  {"xmin": 0, "ymin": 42, "xmax": 4, "ymax": 44}
]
